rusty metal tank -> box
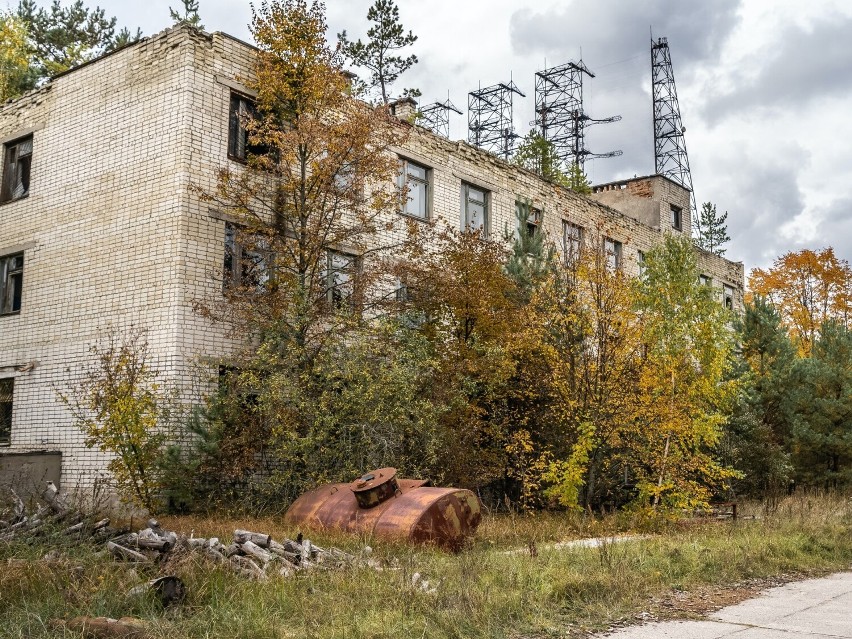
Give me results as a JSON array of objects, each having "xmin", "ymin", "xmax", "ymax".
[{"xmin": 284, "ymin": 468, "xmax": 481, "ymax": 549}]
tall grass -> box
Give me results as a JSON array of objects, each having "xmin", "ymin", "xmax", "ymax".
[{"xmin": 2, "ymin": 492, "xmax": 850, "ymax": 638}]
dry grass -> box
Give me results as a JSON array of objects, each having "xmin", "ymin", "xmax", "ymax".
[{"xmin": 1, "ymin": 492, "xmax": 851, "ymax": 638}]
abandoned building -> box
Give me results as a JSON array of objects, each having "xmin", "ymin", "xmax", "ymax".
[{"xmin": 0, "ymin": 25, "xmax": 744, "ymax": 491}]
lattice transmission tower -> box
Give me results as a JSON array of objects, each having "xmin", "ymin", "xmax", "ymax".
[
  {"xmin": 533, "ymin": 60, "xmax": 622, "ymax": 172},
  {"xmin": 420, "ymin": 98, "xmax": 462, "ymax": 139},
  {"xmin": 468, "ymin": 80, "xmax": 525, "ymax": 160},
  {"xmin": 651, "ymin": 36, "xmax": 697, "ymax": 215}
]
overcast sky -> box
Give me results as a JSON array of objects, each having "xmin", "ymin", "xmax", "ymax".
[{"xmin": 11, "ymin": 0, "xmax": 852, "ymax": 272}]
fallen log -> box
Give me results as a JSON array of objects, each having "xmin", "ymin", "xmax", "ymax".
[
  {"xmin": 106, "ymin": 542, "xmax": 149, "ymax": 563},
  {"xmin": 239, "ymin": 539, "xmax": 272, "ymax": 564},
  {"xmin": 136, "ymin": 528, "xmax": 172, "ymax": 552},
  {"xmin": 233, "ymin": 529, "xmax": 271, "ymax": 547},
  {"xmin": 268, "ymin": 541, "xmax": 301, "ymax": 564},
  {"xmin": 52, "ymin": 615, "xmax": 150, "ymax": 638},
  {"xmin": 136, "ymin": 537, "xmax": 172, "ymax": 552}
]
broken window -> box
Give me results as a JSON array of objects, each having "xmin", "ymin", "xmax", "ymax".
[
  {"xmin": 637, "ymin": 250, "xmax": 646, "ymax": 277},
  {"xmin": 228, "ymin": 93, "xmax": 261, "ymax": 162},
  {"xmin": 723, "ymin": 284, "xmax": 735, "ymax": 310},
  {"xmin": 0, "ymin": 253, "xmax": 23, "ymax": 315},
  {"xmin": 1, "ymin": 136, "xmax": 32, "ymax": 203},
  {"xmin": 604, "ymin": 237, "xmax": 622, "ymax": 271},
  {"xmin": 326, "ymin": 250, "xmax": 358, "ymax": 309},
  {"xmin": 397, "ymin": 158, "xmax": 430, "ymax": 219},
  {"xmin": 0, "ymin": 377, "xmax": 12, "ymax": 446},
  {"xmin": 461, "ymin": 183, "xmax": 488, "ymax": 234},
  {"xmin": 224, "ymin": 224, "xmax": 270, "ymax": 292},
  {"xmin": 670, "ymin": 204, "xmax": 682, "ymax": 231},
  {"xmin": 525, "ymin": 206, "xmax": 541, "ymax": 239},
  {"xmin": 699, "ymin": 274, "xmax": 712, "ymax": 287},
  {"xmin": 563, "ymin": 221, "xmax": 583, "ymax": 264},
  {"xmin": 395, "ymin": 279, "xmax": 414, "ymax": 303}
]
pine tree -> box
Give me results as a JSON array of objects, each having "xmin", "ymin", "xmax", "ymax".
[
  {"xmin": 170, "ymin": 0, "xmax": 203, "ymax": 29},
  {"xmin": 505, "ymin": 197, "xmax": 553, "ymax": 301},
  {"xmin": 338, "ymin": 0, "xmax": 418, "ymax": 105},
  {"xmin": 567, "ymin": 162, "xmax": 591, "ymax": 194},
  {"xmin": 513, "ymin": 131, "xmax": 569, "ymax": 187},
  {"xmin": 695, "ymin": 201, "xmax": 730, "ymax": 255},
  {"xmin": 15, "ymin": 0, "xmax": 141, "ymax": 85}
]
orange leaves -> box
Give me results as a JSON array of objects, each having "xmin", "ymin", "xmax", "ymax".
[{"xmin": 749, "ymin": 247, "xmax": 851, "ymax": 356}]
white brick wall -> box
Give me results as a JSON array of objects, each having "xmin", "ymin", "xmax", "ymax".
[{"xmin": 0, "ymin": 25, "xmax": 744, "ymax": 488}]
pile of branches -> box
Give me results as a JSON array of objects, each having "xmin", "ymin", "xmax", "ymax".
[
  {"xmin": 1, "ymin": 483, "xmax": 355, "ymax": 581},
  {"xmin": 0, "ymin": 483, "xmax": 125, "ymax": 543}
]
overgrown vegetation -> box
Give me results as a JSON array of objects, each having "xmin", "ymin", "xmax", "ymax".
[
  {"xmin": 1, "ymin": 493, "xmax": 851, "ymax": 638},
  {"xmin": 59, "ymin": 328, "xmax": 168, "ymax": 511},
  {"xmin": 41, "ymin": 1, "xmax": 850, "ymax": 518}
]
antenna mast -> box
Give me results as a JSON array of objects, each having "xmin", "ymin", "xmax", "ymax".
[
  {"xmin": 651, "ymin": 37, "xmax": 697, "ymax": 217},
  {"xmin": 420, "ymin": 97, "xmax": 463, "ymax": 139},
  {"xmin": 533, "ymin": 60, "xmax": 622, "ymax": 172},
  {"xmin": 468, "ymin": 80, "xmax": 525, "ymax": 160}
]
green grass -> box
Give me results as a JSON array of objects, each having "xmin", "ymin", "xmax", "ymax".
[{"xmin": 2, "ymin": 493, "xmax": 851, "ymax": 638}]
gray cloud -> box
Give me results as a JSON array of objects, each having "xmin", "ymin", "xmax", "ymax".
[
  {"xmin": 809, "ymin": 198, "xmax": 852, "ymax": 263},
  {"xmin": 509, "ymin": 0, "xmax": 741, "ymax": 72},
  {"xmin": 717, "ymin": 158, "xmax": 807, "ymax": 267},
  {"xmin": 704, "ymin": 16, "xmax": 852, "ymax": 125}
]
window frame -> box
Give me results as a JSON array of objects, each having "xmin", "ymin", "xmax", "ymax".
[
  {"xmin": 699, "ymin": 274, "xmax": 712, "ymax": 287},
  {"xmin": 723, "ymin": 284, "xmax": 735, "ymax": 310},
  {"xmin": 397, "ymin": 157, "xmax": 431, "ymax": 221},
  {"xmin": 670, "ymin": 204, "xmax": 682, "ymax": 231},
  {"xmin": 0, "ymin": 377, "xmax": 12, "ymax": 447},
  {"xmin": 227, "ymin": 92, "xmax": 259, "ymax": 163},
  {"xmin": 562, "ymin": 221, "xmax": 583, "ymax": 264},
  {"xmin": 603, "ymin": 237, "xmax": 622, "ymax": 271},
  {"xmin": 637, "ymin": 250, "xmax": 646, "ymax": 277},
  {"xmin": 326, "ymin": 249, "xmax": 359, "ymax": 310},
  {"xmin": 525, "ymin": 206, "xmax": 541, "ymax": 239},
  {"xmin": 461, "ymin": 182, "xmax": 489, "ymax": 235},
  {"xmin": 0, "ymin": 252, "xmax": 23, "ymax": 316},
  {"xmin": 1, "ymin": 135, "xmax": 33, "ymax": 204},
  {"xmin": 223, "ymin": 223, "xmax": 271, "ymax": 293}
]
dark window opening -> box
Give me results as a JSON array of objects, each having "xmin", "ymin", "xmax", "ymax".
[
  {"xmin": 526, "ymin": 206, "xmax": 541, "ymax": 239},
  {"xmin": 0, "ymin": 378, "xmax": 12, "ymax": 446},
  {"xmin": 670, "ymin": 204, "xmax": 682, "ymax": 231},
  {"xmin": 224, "ymin": 224, "xmax": 270, "ymax": 292},
  {"xmin": 0, "ymin": 253, "xmax": 23, "ymax": 315},
  {"xmin": 1, "ymin": 136, "xmax": 32, "ymax": 203},
  {"xmin": 228, "ymin": 93, "xmax": 263, "ymax": 162},
  {"xmin": 724, "ymin": 284, "xmax": 735, "ymax": 310}
]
